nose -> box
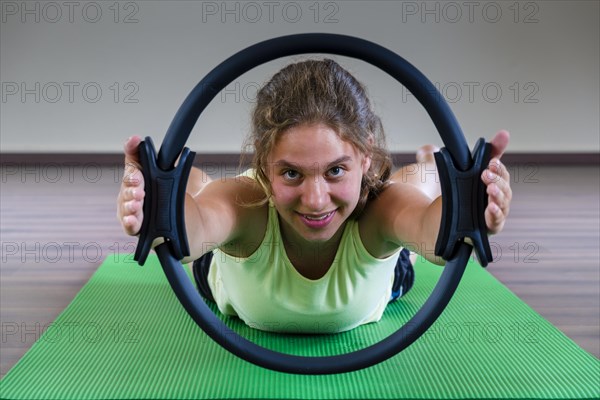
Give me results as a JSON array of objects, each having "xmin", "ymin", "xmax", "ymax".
[{"xmin": 301, "ymin": 176, "xmax": 330, "ymax": 212}]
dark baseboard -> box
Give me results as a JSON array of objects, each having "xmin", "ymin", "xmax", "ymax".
[
  {"xmin": 1, "ymin": 152, "xmax": 598, "ymax": 166},
  {"xmin": 0, "ymin": 153, "xmax": 241, "ymax": 166},
  {"xmin": 392, "ymin": 152, "xmax": 599, "ymax": 166}
]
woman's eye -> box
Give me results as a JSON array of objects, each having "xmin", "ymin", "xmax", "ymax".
[
  {"xmin": 283, "ymin": 170, "xmax": 300, "ymax": 180},
  {"xmin": 328, "ymin": 166, "xmax": 345, "ymax": 178}
]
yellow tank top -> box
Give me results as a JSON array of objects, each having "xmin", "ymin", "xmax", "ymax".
[{"xmin": 207, "ymin": 172, "xmax": 402, "ymax": 333}]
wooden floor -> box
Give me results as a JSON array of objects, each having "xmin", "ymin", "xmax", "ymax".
[{"xmin": 1, "ymin": 162, "xmax": 599, "ymax": 378}]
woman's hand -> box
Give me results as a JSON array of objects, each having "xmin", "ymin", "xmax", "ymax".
[
  {"xmin": 116, "ymin": 135, "xmax": 145, "ymax": 236},
  {"xmin": 481, "ymin": 130, "xmax": 512, "ymax": 235}
]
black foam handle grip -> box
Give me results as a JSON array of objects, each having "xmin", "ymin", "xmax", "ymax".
[
  {"xmin": 133, "ymin": 137, "xmax": 195, "ymax": 265},
  {"xmin": 434, "ymin": 138, "xmax": 493, "ymax": 266}
]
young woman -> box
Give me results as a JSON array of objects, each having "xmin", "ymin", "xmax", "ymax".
[{"xmin": 117, "ymin": 59, "xmax": 511, "ymax": 333}]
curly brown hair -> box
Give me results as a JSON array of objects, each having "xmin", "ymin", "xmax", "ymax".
[{"xmin": 243, "ymin": 58, "xmax": 392, "ymax": 218}]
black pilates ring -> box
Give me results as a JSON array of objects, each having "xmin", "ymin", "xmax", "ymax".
[{"xmin": 134, "ymin": 33, "xmax": 493, "ymax": 375}]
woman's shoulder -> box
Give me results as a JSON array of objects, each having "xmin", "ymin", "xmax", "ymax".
[
  {"xmin": 357, "ymin": 182, "xmax": 405, "ymax": 258},
  {"xmin": 213, "ymin": 171, "xmax": 270, "ymax": 258}
]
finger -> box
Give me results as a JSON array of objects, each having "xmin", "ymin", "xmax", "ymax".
[
  {"xmin": 118, "ymin": 195, "xmax": 134, "ymax": 218},
  {"xmin": 123, "ymin": 167, "xmax": 144, "ymax": 187},
  {"xmin": 119, "ymin": 188, "xmax": 144, "ymax": 210},
  {"xmin": 122, "ymin": 215, "xmax": 142, "ymax": 236},
  {"xmin": 487, "ymin": 182, "xmax": 504, "ymax": 209},
  {"xmin": 124, "ymin": 135, "xmax": 143, "ymax": 166},
  {"xmin": 481, "ymin": 167, "xmax": 503, "ymax": 189},
  {"xmin": 124, "ymin": 199, "xmax": 142, "ymax": 215},
  {"xmin": 485, "ymin": 202, "xmax": 505, "ymax": 234},
  {"xmin": 132, "ymin": 186, "xmax": 145, "ymax": 201},
  {"xmin": 491, "ymin": 166, "xmax": 512, "ymax": 204},
  {"xmin": 487, "ymin": 158, "xmax": 509, "ymax": 181},
  {"xmin": 483, "ymin": 168, "xmax": 510, "ymax": 195},
  {"xmin": 482, "ymin": 166, "xmax": 512, "ymax": 205},
  {"xmin": 487, "ymin": 181, "xmax": 511, "ymax": 222},
  {"xmin": 489, "ymin": 130, "xmax": 510, "ymax": 160},
  {"xmin": 131, "ymin": 205, "xmax": 144, "ymax": 235},
  {"xmin": 120, "ymin": 187, "xmax": 133, "ymax": 202},
  {"xmin": 120, "ymin": 199, "xmax": 143, "ymax": 234}
]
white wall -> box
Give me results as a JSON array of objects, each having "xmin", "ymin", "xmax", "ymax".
[{"xmin": 1, "ymin": 0, "xmax": 598, "ymax": 153}]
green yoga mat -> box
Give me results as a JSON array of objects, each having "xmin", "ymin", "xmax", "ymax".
[{"xmin": 1, "ymin": 254, "xmax": 598, "ymax": 400}]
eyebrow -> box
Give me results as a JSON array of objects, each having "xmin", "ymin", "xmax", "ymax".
[{"xmin": 272, "ymin": 156, "xmax": 353, "ymax": 171}]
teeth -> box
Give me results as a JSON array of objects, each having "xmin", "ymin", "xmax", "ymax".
[{"xmin": 304, "ymin": 212, "xmax": 331, "ymax": 221}]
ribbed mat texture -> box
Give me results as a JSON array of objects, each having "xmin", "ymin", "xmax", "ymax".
[{"xmin": 1, "ymin": 254, "xmax": 598, "ymax": 399}]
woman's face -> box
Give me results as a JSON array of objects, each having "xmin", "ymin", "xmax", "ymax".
[{"xmin": 266, "ymin": 123, "xmax": 371, "ymax": 246}]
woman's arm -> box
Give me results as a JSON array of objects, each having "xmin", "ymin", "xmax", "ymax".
[
  {"xmin": 364, "ymin": 131, "xmax": 512, "ymax": 265},
  {"xmin": 362, "ymin": 181, "xmax": 445, "ymax": 264},
  {"xmin": 117, "ymin": 136, "xmax": 267, "ymax": 263},
  {"xmin": 182, "ymin": 173, "xmax": 267, "ymax": 262}
]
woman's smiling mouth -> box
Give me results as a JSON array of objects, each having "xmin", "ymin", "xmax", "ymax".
[{"xmin": 297, "ymin": 210, "xmax": 337, "ymax": 228}]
